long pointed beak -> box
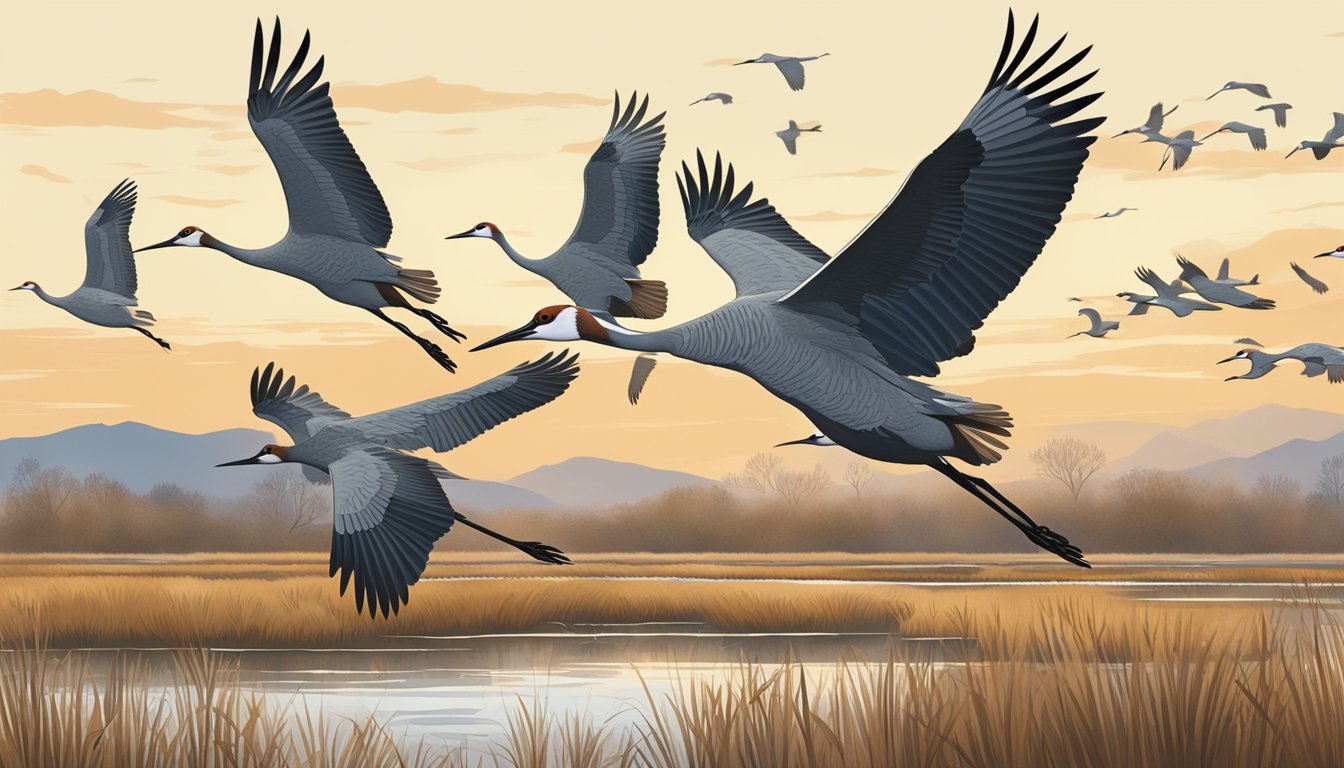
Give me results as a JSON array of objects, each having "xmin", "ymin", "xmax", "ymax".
[
  {"xmin": 1198, "ymin": 131, "xmax": 1218, "ymax": 141},
  {"xmin": 215, "ymin": 455, "xmax": 262, "ymax": 467},
  {"xmin": 1286, "ymin": 147, "xmax": 1301, "ymax": 159},
  {"xmin": 134, "ymin": 237, "xmax": 177, "ymax": 253},
  {"xmin": 1317, "ymin": 253, "xmax": 1336, "ymax": 259},
  {"xmin": 1110, "ymin": 130, "xmax": 1129, "ymax": 138},
  {"xmin": 774, "ymin": 438, "xmax": 812, "ymax": 447},
  {"xmin": 1205, "ymin": 91, "xmax": 1220, "ymax": 101},
  {"xmin": 1224, "ymin": 376, "xmax": 1239, "ymax": 382},
  {"xmin": 733, "ymin": 60, "xmax": 752, "ymax": 66},
  {"xmin": 444, "ymin": 229, "xmax": 476, "ymax": 240},
  {"xmin": 1216, "ymin": 356, "xmax": 1238, "ymax": 365},
  {"xmin": 470, "ymin": 322, "xmax": 538, "ymax": 352},
  {"xmin": 8, "ymin": 286, "xmax": 24, "ymax": 291}
]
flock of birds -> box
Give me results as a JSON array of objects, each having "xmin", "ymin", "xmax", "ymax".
[
  {"xmin": 10, "ymin": 12, "xmax": 1335, "ymax": 618},
  {"xmin": 690, "ymin": 53, "xmax": 830, "ymax": 155}
]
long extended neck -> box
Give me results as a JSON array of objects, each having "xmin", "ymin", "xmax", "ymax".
[
  {"xmin": 491, "ymin": 234, "xmax": 536, "ymax": 268},
  {"xmin": 203, "ymin": 234, "xmax": 272, "ymax": 268},
  {"xmin": 591, "ymin": 317, "xmax": 679, "ymax": 355}
]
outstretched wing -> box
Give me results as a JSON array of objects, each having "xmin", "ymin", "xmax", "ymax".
[
  {"xmin": 1077, "ymin": 307, "xmax": 1102, "ymax": 324},
  {"xmin": 627, "ymin": 353, "xmax": 657, "ymax": 405},
  {"xmin": 1325, "ymin": 113, "xmax": 1344, "ymax": 144},
  {"xmin": 1233, "ymin": 337, "xmax": 1263, "ymax": 347},
  {"xmin": 1136, "ymin": 267, "xmax": 1177, "ymax": 298},
  {"xmin": 247, "ymin": 19, "xmax": 392, "ymax": 247},
  {"xmin": 1216, "ymin": 258, "xmax": 1231, "ymax": 281},
  {"xmin": 353, "ymin": 351, "xmax": 579, "ymax": 452},
  {"xmin": 82, "ymin": 179, "xmax": 140, "ymax": 298},
  {"xmin": 1144, "ymin": 102, "xmax": 1172, "ymax": 131},
  {"xmin": 1291, "ymin": 261, "xmax": 1329, "ymax": 294},
  {"xmin": 559, "ymin": 92, "xmax": 666, "ymax": 271},
  {"xmin": 781, "ymin": 13, "xmax": 1102, "ymax": 376},
  {"xmin": 1176, "ymin": 255, "xmax": 1209, "ymax": 283},
  {"xmin": 678, "ymin": 151, "xmax": 830, "ymax": 297},
  {"xmin": 250, "ymin": 362, "xmax": 351, "ymax": 443},
  {"xmin": 329, "ymin": 448, "xmax": 456, "ymax": 618},
  {"xmin": 775, "ymin": 60, "xmax": 806, "ymax": 91}
]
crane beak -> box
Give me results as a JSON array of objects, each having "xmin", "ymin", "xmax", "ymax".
[
  {"xmin": 1316, "ymin": 253, "xmax": 1335, "ymax": 259},
  {"xmin": 774, "ymin": 437, "xmax": 813, "ymax": 447},
  {"xmin": 8, "ymin": 286, "xmax": 25, "ymax": 291},
  {"xmin": 1224, "ymin": 376, "xmax": 1240, "ymax": 382},
  {"xmin": 1110, "ymin": 130, "xmax": 1130, "ymax": 138},
  {"xmin": 444, "ymin": 229, "xmax": 476, "ymax": 240},
  {"xmin": 134, "ymin": 237, "xmax": 177, "ymax": 253},
  {"xmin": 1215, "ymin": 356, "xmax": 1239, "ymax": 365},
  {"xmin": 1205, "ymin": 91, "xmax": 1220, "ymax": 101},
  {"xmin": 216, "ymin": 455, "xmax": 263, "ymax": 468},
  {"xmin": 1198, "ymin": 132, "xmax": 1217, "ymax": 141},
  {"xmin": 733, "ymin": 60, "xmax": 753, "ymax": 66},
  {"xmin": 470, "ymin": 321, "xmax": 539, "ymax": 352},
  {"xmin": 1285, "ymin": 147, "xmax": 1301, "ymax": 159}
]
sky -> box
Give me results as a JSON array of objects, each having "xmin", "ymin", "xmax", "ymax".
[{"xmin": 1, "ymin": 0, "xmax": 1342, "ymax": 482}]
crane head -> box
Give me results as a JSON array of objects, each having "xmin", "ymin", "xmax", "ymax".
[
  {"xmin": 216, "ymin": 444, "xmax": 288, "ymax": 467},
  {"xmin": 1286, "ymin": 142, "xmax": 1311, "ymax": 159},
  {"xmin": 8, "ymin": 281, "xmax": 39, "ymax": 292},
  {"xmin": 1316, "ymin": 245, "xmax": 1344, "ymax": 258},
  {"xmin": 136, "ymin": 226, "xmax": 208, "ymax": 252},
  {"xmin": 775, "ymin": 432, "xmax": 837, "ymax": 448},
  {"xmin": 472, "ymin": 305, "xmax": 612, "ymax": 351},
  {"xmin": 445, "ymin": 222, "xmax": 500, "ymax": 241},
  {"xmin": 1206, "ymin": 82, "xmax": 1235, "ymax": 101}
]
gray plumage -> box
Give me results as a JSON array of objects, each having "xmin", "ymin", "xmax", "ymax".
[
  {"xmin": 1256, "ymin": 102, "xmax": 1292, "ymax": 129},
  {"xmin": 447, "ymin": 92, "xmax": 668, "ymax": 320},
  {"xmin": 222, "ymin": 352, "xmax": 580, "ymax": 618},
  {"xmin": 1156, "ymin": 130, "xmax": 1202, "ymax": 171},
  {"xmin": 1118, "ymin": 266, "xmax": 1220, "ymax": 317},
  {"xmin": 1070, "ymin": 308, "xmax": 1119, "ymax": 338},
  {"xmin": 477, "ymin": 13, "xmax": 1099, "ymax": 568},
  {"xmin": 136, "ymin": 19, "xmax": 463, "ymax": 371},
  {"xmin": 1200, "ymin": 121, "xmax": 1267, "ymax": 151},
  {"xmin": 1176, "ymin": 255, "xmax": 1275, "ymax": 309},
  {"xmin": 734, "ymin": 52, "xmax": 830, "ymax": 91},
  {"xmin": 1095, "ymin": 207, "xmax": 1137, "ymax": 219},
  {"xmin": 1233, "ymin": 337, "xmax": 1263, "ymax": 347},
  {"xmin": 1206, "ymin": 81, "xmax": 1272, "ymax": 100},
  {"xmin": 1286, "ymin": 113, "xmax": 1344, "ymax": 160},
  {"xmin": 690, "ymin": 92, "xmax": 734, "ymax": 106},
  {"xmin": 12, "ymin": 180, "xmax": 170, "ymax": 350},
  {"xmin": 775, "ymin": 120, "xmax": 822, "ymax": 155},
  {"xmin": 1290, "ymin": 261, "xmax": 1329, "ymax": 294},
  {"xmin": 1111, "ymin": 102, "xmax": 1177, "ymax": 142},
  {"xmin": 1220, "ymin": 344, "xmax": 1344, "ymax": 383},
  {"xmin": 1213, "ymin": 257, "xmax": 1258, "ymax": 286}
]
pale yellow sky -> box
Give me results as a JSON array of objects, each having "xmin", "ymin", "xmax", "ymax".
[{"xmin": 2, "ymin": 0, "xmax": 1342, "ymax": 481}]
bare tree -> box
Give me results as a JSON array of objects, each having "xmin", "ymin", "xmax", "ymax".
[
  {"xmin": 6, "ymin": 457, "xmax": 77, "ymax": 518},
  {"xmin": 1315, "ymin": 455, "xmax": 1344, "ymax": 505},
  {"xmin": 774, "ymin": 464, "xmax": 833, "ymax": 504},
  {"xmin": 1252, "ymin": 474, "xmax": 1300, "ymax": 503},
  {"xmin": 249, "ymin": 472, "xmax": 328, "ymax": 533},
  {"xmin": 842, "ymin": 461, "xmax": 873, "ymax": 499},
  {"xmin": 722, "ymin": 453, "xmax": 784, "ymax": 495},
  {"xmin": 1029, "ymin": 438, "xmax": 1107, "ymax": 500}
]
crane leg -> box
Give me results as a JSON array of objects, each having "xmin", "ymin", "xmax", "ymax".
[
  {"xmin": 407, "ymin": 307, "xmax": 468, "ymax": 343},
  {"xmin": 131, "ymin": 326, "xmax": 171, "ymax": 351},
  {"xmin": 453, "ymin": 512, "xmax": 571, "ymax": 565},
  {"xmin": 929, "ymin": 460, "xmax": 1089, "ymax": 568},
  {"xmin": 368, "ymin": 308, "xmax": 458, "ymax": 373}
]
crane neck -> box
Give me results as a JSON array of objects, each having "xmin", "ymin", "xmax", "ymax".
[
  {"xmin": 200, "ymin": 233, "xmax": 271, "ymax": 267},
  {"xmin": 492, "ymin": 233, "xmax": 536, "ymax": 267},
  {"xmin": 588, "ymin": 315, "xmax": 678, "ymax": 354}
]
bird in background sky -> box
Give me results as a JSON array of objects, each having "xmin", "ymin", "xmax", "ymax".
[
  {"xmin": 734, "ymin": 52, "xmax": 829, "ymax": 91},
  {"xmin": 1206, "ymin": 81, "xmax": 1272, "ymax": 100},
  {"xmin": 1070, "ymin": 308, "xmax": 1119, "ymax": 338},
  {"xmin": 1095, "ymin": 207, "xmax": 1138, "ymax": 219},
  {"xmin": 1112, "ymin": 102, "xmax": 1178, "ymax": 142},
  {"xmin": 1200, "ymin": 121, "xmax": 1268, "ymax": 151},
  {"xmin": 136, "ymin": 20, "xmax": 465, "ymax": 372},
  {"xmin": 1317, "ymin": 244, "xmax": 1344, "ymax": 260},
  {"xmin": 1210, "ymin": 258, "xmax": 1258, "ymax": 287},
  {"xmin": 1286, "ymin": 113, "xmax": 1344, "ymax": 159},
  {"xmin": 1219, "ymin": 344, "xmax": 1344, "ymax": 383},
  {"xmin": 689, "ymin": 92, "xmax": 733, "ymax": 106},
  {"xmin": 446, "ymin": 93, "xmax": 669, "ymax": 321},
  {"xmin": 775, "ymin": 120, "xmax": 822, "ymax": 155},
  {"xmin": 472, "ymin": 13, "xmax": 1099, "ymax": 567},
  {"xmin": 1290, "ymin": 262, "xmax": 1329, "ymax": 294},
  {"xmin": 1233, "ymin": 337, "xmax": 1264, "ymax": 347},
  {"xmin": 1119, "ymin": 267, "xmax": 1218, "ymax": 317},
  {"xmin": 1157, "ymin": 130, "xmax": 1202, "ymax": 171},
  {"xmin": 1256, "ymin": 102, "xmax": 1292, "ymax": 128},
  {"xmin": 1176, "ymin": 255, "xmax": 1275, "ymax": 309},
  {"xmin": 11, "ymin": 180, "xmax": 171, "ymax": 351},
  {"xmin": 217, "ymin": 354, "xmax": 580, "ymax": 618}
]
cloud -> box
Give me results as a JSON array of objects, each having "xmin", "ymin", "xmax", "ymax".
[
  {"xmin": 561, "ymin": 139, "xmax": 600, "ymax": 155},
  {"xmin": 1327, "ymin": 31, "xmax": 1344, "ymax": 37},
  {"xmin": 333, "ymin": 78, "xmax": 604, "ymax": 114},
  {"xmin": 0, "ymin": 89, "xmax": 219, "ymax": 128},
  {"xmin": 791, "ymin": 210, "xmax": 868, "ymax": 222},
  {"xmin": 814, "ymin": 166, "xmax": 901, "ymax": 178},
  {"xmin": 153, "ymin": 195, "xmax": 242, "ymax": 208},
  {"xmin": 394, "ymin": 153, "xmax": 533, "ymax": 172},
  {"xmin": 1272, "ymin": 201, "xmax": 1344, "ymax": 214},
  {"xmin": 198, "ymin": 164, "xmax": 258, "ymax": 176},
  {"xmin": 702, "ymin": 57, "xmax": 742, "ymax": 67},
  {"xmin": 19, "ymin": 164, "xmax": 71, "ymax": 183}
]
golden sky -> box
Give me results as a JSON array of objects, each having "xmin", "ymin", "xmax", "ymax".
[{"xmin": 2, "ymin": 0, "xmax": 1342, "ymax": 481}]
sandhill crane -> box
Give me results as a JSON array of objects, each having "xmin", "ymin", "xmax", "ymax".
[
  {"xmin": 1070, "ymin": 308, "xmax": 1119, "ymax": 338},
  {"xmin": 690, "ymin": 92, "xmax": 734, "ymax": 106},
  {"xmin": 1233, "ymin": 337, "xmax": 1263, "ymax": 347},
  {"xmin": 1157, "ymin": 130, "xmax": 1201, "ymax": 171},
  {"xmin": 1112, "ymin": 102, "xmax": 1177, "ymax": 141},
  {"xmin": 446, "ymin": 93, "xmax": 668, "ymax": 321},
  {"xmin": 776, "ymin": 120, "xmax": 822, "ymax": 155},
  {"xmin": 1286, "ymin": 113, "xmax": 1344, "ymax": 159},
  {"xmin": 136, "ymin": 20, "xmax": 464, "ymax": 372},
  {"xmin": 1212, "ymin": 257, "xmax": 1258, "ymax": 286},
  {"xmin": 1206, "ymin": 81, "xmax": 1271, "ymax": 100},
  {"xmin": 11, "ymin": 180, "xmax": 170, "ymax": 350},
  {"xmin": 1176, "ymin": 255, "xmax": 1275, "ymax": 309},
  {"xmin": 1095, "ymin": 207, "xmax": 1137, "ymax": 219},
  {"xmin": 472, "ymin": 14, "xmax": 1098, "ymax": 567},
  {"xmin": 1119, "ymin": 267, "xmax": 1218, "ymax": 317},
  {"xmin": 735, "ymin": 52, "xmax": 830, "ymax": 91},
  {"xmin": 217, "ymin": 353, "xmax": 579, "ymax": 618},
  {"xmin": 1290, "ymin": 262, "xmax": 1329, "ymax": 294},
  {"xmin": 1219, "ymin": 344, "xmax": 1344, "ymax": 383},
  {"xmin": 1316, "ymin": 245, "xmax": 1344, "ymax": 260},
  {"xmin": 1256, "ymin": 102, "xmax": 1292, "ymax": 128},
  {"xmin": 1200, "ymin": 121, "xmax": 1268, "ymax": 151}
]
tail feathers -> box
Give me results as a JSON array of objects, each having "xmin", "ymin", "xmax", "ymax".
[
  {"xmin": 396, "ymin": 268, "xmax": 441, "ymax": 304},
  {"xmin": 1244, "ymin": 298, "xmax": 1275, "ymax": 310},
  {"xmin": 133, "ymin": 310, "xmax": 155, "ymax": 321},
  {"xmin": 612, "ymin": 279, "xmax": 668, "ymax": 319},
  {"xmin": 939, "ymin": 406, "xmax": 1014, "ymax": 466}
]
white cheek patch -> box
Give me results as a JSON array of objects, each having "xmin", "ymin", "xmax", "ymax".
[
  {"xmin": 532, "ymin": 308, "xmax": 580, "ymax": 341},
  {"xmin": 178, "ymin": 231, "xmax": 204, "ymax": 246},
  {"xmin": 257, "ymin": 453, "xmax": 283, "ymax": 464}
]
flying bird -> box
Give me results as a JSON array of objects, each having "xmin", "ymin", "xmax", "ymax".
[
  {"xmin": 1095, "ymin": 207, "xmax": 1138, "ymax": 219},
  {"xmin": 775, "ymin": 120, "xmax": 822, "ymax": 155},
  {"xmin": 1233, "ymin": 337, "xmax": 1263, "ymax": 347},
  {"xmin": 734, "ymin": 52, "xmax": 830, "ymax": 91},
  {"xmin": 1070, "ymin": 308, "xmax": 1119, "ymax": 338},
  {"xmin": 472, "ymin": 14, "xmax": 1100, "ymax": 567},
  {"xmin": 446, "ymin": 93, "xmax": 669, "ymax": 321},
  {"xmin": 1157, "ymin": 130, "xmax": 1202, "ymax": 171},
  {"xmin": 1286, "ymin": 113, "xmax": 1344, "ymax": 159},
  {"xmin": 1200, "ymin": 121, "xmax": 1268, "ymax": 151},
  {"xmin": 1290, "ymin": 261, "xmax": 1329, "ymax": 294},
  {"xmin": 136, "ymin": 20, "xmax": 464, "ymax": 371},
  {"xmin": 689, "ymin": 92, "xmax": 734, "ymax": 106},
  {"xmin": 1316, "ymin": 244, "xmax": 1344, "ymax": 260},
  {"xmin": 11, "ymin": 180, "xmax": 170, "ymax": 350},
  {"xmin": 1256, "ymin": 102, "xmax": 1293, "ymax": 128},
  {"xmin": 1119, "ymin": 267, "xmax": 1219, "ymax": 317},
  {"xmin": 1112, "ymin": 102, "xmax": 1178, "ymax": 142},
  {"xmin": 1176, "ymin": 255, "xmax": 1275, "ymax": 309},
  {"xmin": 1220, "ymin": 344, "xmax": 1344, "ymax": 383},
  {"xmin": 1206, "ymin": 81, "xmax": 1272, "ymax": 100},
  {"xmin": 1211, "ymin": 257, "xmax": 1258, "ymax": 286},
  {"xmin": 217, "ymin": 354, "xmax": 580, "ymax": 618},
  {"xmin": 1067, "ymin": 297, "xmax": 1084, "ymax": 302}
]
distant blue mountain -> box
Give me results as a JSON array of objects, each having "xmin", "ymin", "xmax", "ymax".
[
  {"xmin": 508, "ymin": 456, "xmax": 715, "ymax": 508},
  {"xmin": 1189, "ymin": 431, "xmax": 1344, "ymax": 489}
]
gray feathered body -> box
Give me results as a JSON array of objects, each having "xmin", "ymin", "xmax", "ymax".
[
  {"xmin": 527, "ymin": 244, "xmax": 639, "ymax": 311},
  {"xmin": 41, "ymin": 288, "xmax": 152, "ymax": 329}
]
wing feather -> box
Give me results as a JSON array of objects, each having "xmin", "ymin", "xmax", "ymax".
[
  {"xmin": 82, "ymin": 179, "xmax": 140, "ymax": 298},
  {"xmin": 249, "ymin": 362, "xmax": 351, "ymax": 443}
]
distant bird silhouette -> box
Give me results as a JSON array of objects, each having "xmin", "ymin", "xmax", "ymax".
[
  {"xmin": 689, "ymin": 92, "xmax": 733, "ymax": 106},
  {"xmin": 1176, "ymin": 255, "xmax": 1275, "ymax": 309},
  {"xmin": 734, "ymin": 52, "xmax": 830, "ymax": 91},
  {"xmin": 1206, "ymin": 81, "xmax": 1272, "ymax": 100},
  {"xmin": 1286, "ymin": 113, "xmax": 1344, "ymax": 159},
  {"xmin": 1256, "ymin": 102, "xmax": 1293, "ymax": 128},
  {"xmin": 1095, "ymin": 207, "xmax": 1137, "ymax": 219},
  {"xmin": 1316, "ymin": 244, "xmax": 1344, "ymax": 260},
  {"xmin": 11, "ymin": 180, "xmax": 170, "ymax": 350},
  {"xmin": 1067, "ymin": 297, "xmax": 1084, "ymax": 302},
  {"xmin": 1290, "ymin": 261, "xmax": 1329, "ymax": 294},
  {"xmin": 1157, "ymin": 130, "xmax": 1202, "ymax": 171},
  {"xmin": 1233, "ymin": 337, "xmax": 1263, "ymax": 347},
  {"xmin": 1112, "ymin": 102, "xmax": 1178, "ymax": 142},
  {"xmin": 1211, "ymin": 258, "xmax": 1258, "ymax": 286},
  {"xmin": 1220, "ymin": 344, "xmax": 1344, "ymax": 383},
  {"xmin": 1200, "ymin": 121, "xmax": 1268, "ymax": 151},
  {"xmin": 1119, "ymin": 267, "xmax": 1219, "ymax": 317},
  {"xmin": 775, "ymin": 120, "xmax": 822, "ymax": 155},
  {"xmin": 1070, "ymin": 308, "xmax": 1119, "ymax": 338}
]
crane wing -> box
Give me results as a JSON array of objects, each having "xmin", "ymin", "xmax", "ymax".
[
  {"xmin": 1136, "ymin": 267, "xmax": 1179, "ymax": 299},
  {"xmin": 778, "ymin": 132, "xmax": 799, "ymax": 155},
  {"xmin": 329, "ymin": 448, "xmax": 456, "ymax": 618},
  {"xmin": 247, "ymin": 19, "xmax": 392, "ymax": 247},
  {"xmin": 627, "ymin": 353, "xmax": 657, "ymax": 405},
  {"xmin": 559, "ymin": 92, "xmax": 666, "ymax": 271},
  {"xmin": 677, "ymin": 151, "xmax": 829, "ymax": 297},
  {"xmin": 354, "ymin": 351, "xmax": 579, "ymax": 452},
  {"xmin": 250, "ymin": 362, "xmax": 352, "ymax": 444},
  {"xmin": 775, "ymin": 59, "xmax": 806, "ymax": 91},
  {"xmin": 1325, "ymin": 113, "xmax": 1344, "ymax": 144},
  {"xmin": 1291, "ymin": 261, "xmax": 1329, "ymax": 294},
  {"xmin": 81, "ymin": 179, "xmax": 140, "ymax": 299},
  {"xmin": 1175, "ymin": 255, "xmax": 1209, "ymax": 283},
  {"xmin": 780, "ymin": 13, "xmax": 1101, "ymax": 377}
]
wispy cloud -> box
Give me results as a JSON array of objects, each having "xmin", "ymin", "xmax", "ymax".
[
  {"xmin": 814, "ymin": 166, "xmax": 901, "ymax": 178},
  {"xmin": 1272, "ymin": 201, "xmax": 1344, "ymax": 215},
  {"xmin": 791, "ymin": 210, "xmax": 868, "ymax": 222},
  {"xmin": 153, "ymin": 195, "xmax": 242, "ymax": 208},
  {"xmin": 394, "ymin": 153, "xmax": 532, "ymax": 172},
  {"xmin": 0, "ymin": 89, "xmax": 219, "ymax": 129},
  {"xmin": 333, "ymin": 78, "xmax": 604, "ymax": 114},
  {"xmin": 560, "ymin": 139, "xmax": 600, "ymax": 155},
  {"xmin": 19, "ymin": 164, "xmax": 71, "ymax": 183},
  {"xmin": 702, "ymin": 57, "xmax": 742, "ymax": 67}
]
